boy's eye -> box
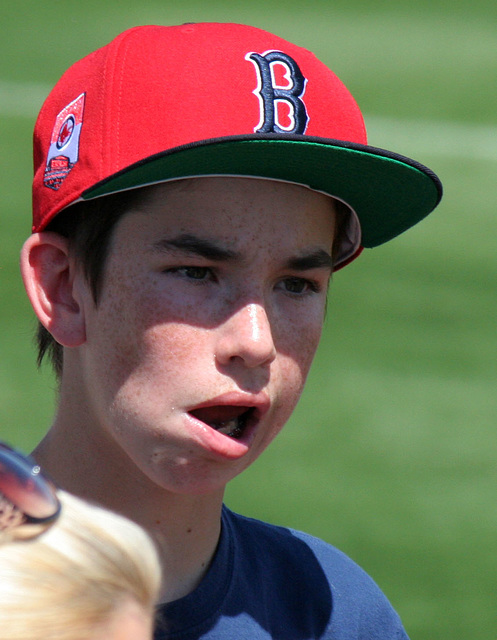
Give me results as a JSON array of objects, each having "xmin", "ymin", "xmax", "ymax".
[
  {"xmin": 281, "ymin": 277, "xmax": 317, "ymax": 294},
  {"xmin": 176, "ymin": 266, "xmax": 210, "ymax": 280}
]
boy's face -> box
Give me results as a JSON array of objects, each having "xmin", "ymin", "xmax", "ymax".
[{"xmin": 75, "ymin": 177, "xmax": 336, "ymax": 495}]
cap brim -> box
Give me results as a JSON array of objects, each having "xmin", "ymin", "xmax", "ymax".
[{"xmin": 83, "ymin": 133, "xmax": 442, "ymax": 249}]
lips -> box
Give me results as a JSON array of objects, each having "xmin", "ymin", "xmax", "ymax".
[{"xmin": 189, "ymin": 405, "xmax": 254, "ymax": 439}]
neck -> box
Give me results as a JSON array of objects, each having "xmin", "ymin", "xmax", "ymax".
[{"xmin": 33, "ymin": 420, "xmax": 225, "ymax": 604}]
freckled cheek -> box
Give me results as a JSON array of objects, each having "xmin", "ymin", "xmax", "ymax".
[
  {"xmin": 135, "ymin": 288, "xmax": 211, "ymax": 355},
  {"xmin": 277, "ymin": 310, "xmax": 323, "ymax": 375},
  {"xmin": 140, "ymin": 325, "xmax": 209, "ymax": 379},
  {"xmin": 274, "ymin": 318, "xmax": 323, "ymax": 406},
  {"xmin": 87, "ymin": 280, "xmax": 169, "ymax": 379},
  {"xmin": 264, "ymin": 340, "xmax": 318, "ymax": 448},
  {"xmin": 88, "ymin": 318, "xmax": 210, "ymax": 422},
  {"xmin": 131, "ymin": 303, "xmax": 214, "ymax": 381}
]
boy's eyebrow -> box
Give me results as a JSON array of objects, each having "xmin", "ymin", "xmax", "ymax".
[
  {"xmin": 286, "ymin": 249, "xmax": 334, "ymax": 271},
  {"xmin": 152, "ymin": 234, "xmax": 333, "ymax": 270},
  {"xmin": 152, "ymin": 234, "xmax": 239, "ymax": 261}
]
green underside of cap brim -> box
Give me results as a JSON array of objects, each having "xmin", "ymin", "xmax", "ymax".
[{"xmin": 83, "ymin": 135, "xmax": 442, "ymax": 248}]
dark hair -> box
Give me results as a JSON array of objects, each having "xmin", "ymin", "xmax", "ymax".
[{"xmin": 36, "ymin": 185, "xmax": 351, "ymax": 377}]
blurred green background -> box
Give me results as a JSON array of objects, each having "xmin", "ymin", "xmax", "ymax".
[{"xmin": 1, "ymin": 1, "xmax": 496, "ymax": 638}]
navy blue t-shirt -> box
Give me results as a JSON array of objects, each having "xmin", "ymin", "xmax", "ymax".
[{"xmin": 154, "ymin": 506, "xmax": 409, "ymax": 639}]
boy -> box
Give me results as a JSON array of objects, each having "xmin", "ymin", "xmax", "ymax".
[{"xmin": 20, "ymin": 23, "xmax": 442, "ymax": 639}]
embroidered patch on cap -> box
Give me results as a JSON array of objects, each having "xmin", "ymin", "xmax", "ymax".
[
  {"xmin": 43, "ymin": 93, "xmax": 85, "ymax": 191},
  {"xmin": 246, "ymin": 50, "xmax": 308, "ymax": 135}
]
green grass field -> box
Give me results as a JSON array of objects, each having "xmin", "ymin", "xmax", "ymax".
[{"xmin": 1, "ymin": 2, "xmax": 496, "ymax": 638}]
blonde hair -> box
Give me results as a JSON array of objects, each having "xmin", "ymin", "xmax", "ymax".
[{"xmin": 0, "ymin": 490, "xmax": 161, "ymax": 639}]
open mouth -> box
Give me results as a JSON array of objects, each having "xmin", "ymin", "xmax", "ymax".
[{"xmin": 189, "ymin": 406, "xmax": 254, "ymax": 439}]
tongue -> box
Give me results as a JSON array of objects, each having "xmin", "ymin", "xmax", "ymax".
[{"xmin": 190, "ymin": 405, "xmax": 249, "ymax": 427}]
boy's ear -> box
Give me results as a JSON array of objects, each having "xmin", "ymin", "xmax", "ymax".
[{"xmin": 20, "ymin": 232, "xmax": 86, "ymax": 347}]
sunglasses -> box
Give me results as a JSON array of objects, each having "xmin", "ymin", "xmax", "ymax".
[{"xmin": 0, "ymin": 442, "xmax": 60, "ymax": 539}]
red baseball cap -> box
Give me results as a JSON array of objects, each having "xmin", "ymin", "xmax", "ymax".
[{"xmin": 32, "ymin": 23, "xmax": 442, "ymax": 269}]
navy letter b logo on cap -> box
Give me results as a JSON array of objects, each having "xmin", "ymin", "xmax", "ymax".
[{"xmin": 246, "ymin": 50, "xmax": 308, "ymax": 135}]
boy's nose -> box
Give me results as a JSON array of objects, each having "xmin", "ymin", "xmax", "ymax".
[{"xmin": 215, "ymin": 302, "xmax": 277, "ymax": 369}]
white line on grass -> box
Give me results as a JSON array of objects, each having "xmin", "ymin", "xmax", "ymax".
[
  {"xmin": 0, "ymin": 80, "xmax": 50, "ymax": 118},
  {"xmin": 366, "ymin": 115, "xmax": 497, "ymax": 163},
  {"xmin": 2, "ymin": 79, "xmax": 497, "ymax": 161}
]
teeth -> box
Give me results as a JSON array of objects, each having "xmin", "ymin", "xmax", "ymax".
[{"xmin": 210, "ymin": 416, "xmax": 245, "ymax": 438}]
